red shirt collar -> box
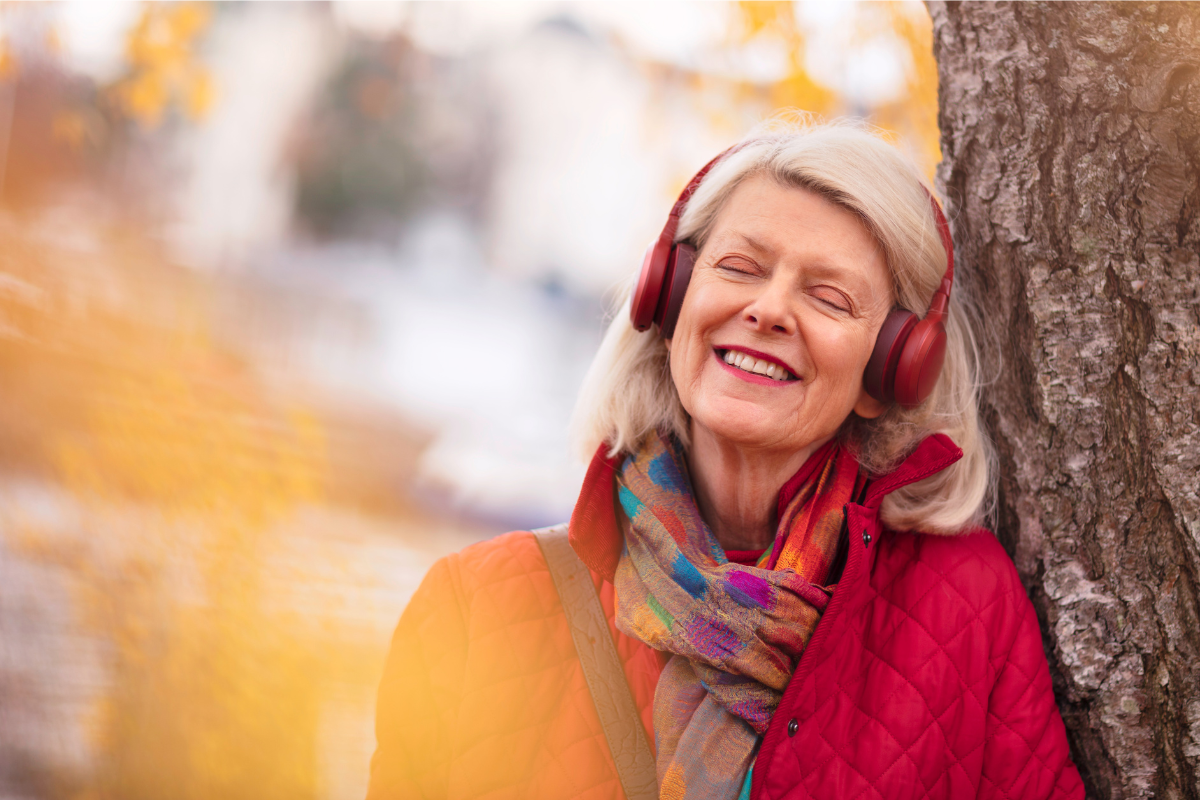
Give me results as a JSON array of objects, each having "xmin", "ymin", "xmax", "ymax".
[{"xmin": 567, "ymin": 446, "xmax": 625, "ymax": 580}]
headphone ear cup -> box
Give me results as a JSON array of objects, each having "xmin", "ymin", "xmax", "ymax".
[
  {"xmin": 893, "ymin": 317, "xmax": 947, "ymax": 408},
  {"xmin": 630, "ymin": 237, "xmax": 674, "ymax": 332},
  {"xmin": 864, "ymin": 308, "xmax": 918, "ymax": 404},
  {"xmin": 657, "ymin": 243, "xmax": 696, "ymax": 339}
]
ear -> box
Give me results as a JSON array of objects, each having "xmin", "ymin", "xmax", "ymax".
[{"xmin": 853, "ymin": 385, "xmax": 887, "ymax": 420}]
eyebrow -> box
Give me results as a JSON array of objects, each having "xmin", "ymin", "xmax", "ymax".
[
  {"xmin": 729, "ymin": 231, "xmax": 771, "ymax": 254},
  {"xmin": 729, "ymin": 230, "xmax": 862, "ymax": 284},
  {"xmin": 720, "ymin": 227, "xmax": 886, "ymax": 294}
]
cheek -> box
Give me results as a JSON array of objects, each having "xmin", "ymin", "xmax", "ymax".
[
  {"xmin": 676, "ymin": 272, "xmax": 744, "ymax": 334},
  {"xmin": 668, "ymin": 287, "xmax": 720, "ymax": 377},
  {"xmin": 810, "ymin": 320, "xmax": 877, "ymax": 391},
  {"xmin": 667, "ymin": 333, "xmax": 704, "ymax": 409}
]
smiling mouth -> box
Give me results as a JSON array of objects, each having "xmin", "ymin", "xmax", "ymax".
[{"xmin": 716, "ymin": 349, "xmax": 798, "ymax": 381}]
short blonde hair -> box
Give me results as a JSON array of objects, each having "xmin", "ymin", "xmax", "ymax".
[{"xmin": 571, "ymin": 118, "xmax": 994, "ymax": 534}]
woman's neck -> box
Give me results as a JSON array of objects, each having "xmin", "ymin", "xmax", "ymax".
[{"xmin": 686, "ymin": 424, "xmax": 828, "ymax": 551}]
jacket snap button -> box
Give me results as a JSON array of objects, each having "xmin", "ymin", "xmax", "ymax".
[
  {"xmin": 863, "ymin": 532, "xmax": 872, "ymax": 547},
  {"xmin": 787, "ymin": 718, "xmax": 798, "ymax": 737}
]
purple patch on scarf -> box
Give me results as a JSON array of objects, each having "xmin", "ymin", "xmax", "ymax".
[
  {"xmin": 725, "ymin": 570, "xmax": 774, "ymax": 610},
  {"xmin": 724, "ymin": 698, "xmax": 771, "ymax": 734},
  {"xmin": 684, "ymin": 615, "xmax": 743, "ymax": 661}
]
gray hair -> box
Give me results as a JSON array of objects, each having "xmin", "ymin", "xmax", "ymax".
[{"xmin": 571, "ymin": 117, "xmax": 994, "ymax": 534}]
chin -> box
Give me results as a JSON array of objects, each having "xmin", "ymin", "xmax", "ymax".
[{"xmin": 691, "ymin": 397, "xmax": 798, "ymax": 450}]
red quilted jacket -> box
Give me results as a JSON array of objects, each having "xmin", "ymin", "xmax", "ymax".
[{"xmin": 369, "ymin": 435, "xmax": 1084, "ymax": 799}]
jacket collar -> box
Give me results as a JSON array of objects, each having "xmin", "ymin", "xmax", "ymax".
[
  {"xmin": 860, "ymin": 433, "xmax": 963, "ymax": 511},
  {"xmin": 568, "ymin": 433, "xmax": 963, "ymax": 581}
]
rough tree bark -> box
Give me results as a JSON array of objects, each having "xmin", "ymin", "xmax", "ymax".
[{"xmin": 929, "ymin": 3, "xmax": 1200, "ymax": 798}]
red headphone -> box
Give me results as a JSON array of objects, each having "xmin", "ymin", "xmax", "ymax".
[{"xmin": 629, "ymin": 146, "xmax": 955, "ymax": 409}]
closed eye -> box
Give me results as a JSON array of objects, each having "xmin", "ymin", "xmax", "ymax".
[
  {"xmin": 716, "ymin": 258, "xmax": 761, "ymax": 278},
  {"xmin": 812, "ymin": 288, "xmax": 852, "ymax": 313}
]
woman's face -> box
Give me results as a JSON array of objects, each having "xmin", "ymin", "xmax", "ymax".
[{"xmin": 668, "ymin": 174, "xmax": 893, "ymax": 458}]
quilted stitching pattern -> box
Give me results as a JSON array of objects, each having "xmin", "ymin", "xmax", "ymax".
[
  {"xmin": 369, "ymin": 531, "xmax": 662, "ymax": 800},
  {"xmin": 757, "ymin": 522, "xmax": 1084, "ymax": 800},
  {"xmin": 369, "ymin": 486, "xmax": 1082, "ymax": 799}
]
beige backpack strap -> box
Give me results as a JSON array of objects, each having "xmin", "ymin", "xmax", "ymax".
[{"xmin": 534, "ymin": 524, "xmax": 658, "ymax": 800}]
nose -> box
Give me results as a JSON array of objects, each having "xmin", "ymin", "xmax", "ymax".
[{"xmin": 743, "ymin": 276, "xmax": 795, "ymax": 335}]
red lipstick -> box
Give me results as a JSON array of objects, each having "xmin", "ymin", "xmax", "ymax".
[
  {"xmin": 713, "ymin": 346, "xmax": 799, "ymax": 386},
  {"xmin": 714, "ymin": 345, "xmax": 798, "ymax": 377}
]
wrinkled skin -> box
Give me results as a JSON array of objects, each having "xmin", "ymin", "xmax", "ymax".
[{"xmin": 667, "ymin": 175, "xmax": 893, "ymax": 550}]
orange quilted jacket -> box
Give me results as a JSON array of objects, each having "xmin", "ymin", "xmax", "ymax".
[{"xmin": 368, "ymin": 528, "xmax": 664, "ymax": 799}]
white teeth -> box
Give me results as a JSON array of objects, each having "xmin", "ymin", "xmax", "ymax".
[{"xmin": 721, "ymin": 350, "xmax": 792, "ymax": 381}]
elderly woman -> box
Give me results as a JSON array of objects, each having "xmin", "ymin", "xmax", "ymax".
[{"xmin": 367, "ymin": 122, "xmax": 1084, "ymax": 800}]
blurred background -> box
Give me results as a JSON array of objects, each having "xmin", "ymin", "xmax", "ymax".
[{"xmin": 0, "ymin": 3, "xmax": 937, "ymax": 799}]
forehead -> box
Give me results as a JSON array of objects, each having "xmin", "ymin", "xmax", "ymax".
[{"xmin": 703, "ymin": 174, "xmax": 891, "ymax": 294}]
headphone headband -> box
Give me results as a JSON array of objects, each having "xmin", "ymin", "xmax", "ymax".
[{"xmin": 924, "ymin": 189, "xmax": 954, "ymax": 323}]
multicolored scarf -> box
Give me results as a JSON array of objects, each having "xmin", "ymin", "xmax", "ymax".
[{"xmin": 613, "ymin": 432, "xmax": 859, "ymax": 800}]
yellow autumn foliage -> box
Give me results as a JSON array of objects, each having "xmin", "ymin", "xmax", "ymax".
[
  {"xmin": 0, "ymin": 37, "xmax": 16, "ymax": 81},
  {"xmin": 858, "ymin": 2, "xmax": 942, "ymax": 182},
  {"xmin": 735, "ymin": 1, "xmax": 837, "ymax": 115},
  {"xmin": 59, "ymin": 329, "xmax": 335, "ymax": 800},
  {"xmin": 0, "ymin": 218, "xmax": 377, "ymax": 800},
  {"xmin": 689, "ymin": 2, "xmax": 941, "ymax": 180},
  {"xmin": 112, "ymin": 2, "xmax": 216, "ymax": 128}
]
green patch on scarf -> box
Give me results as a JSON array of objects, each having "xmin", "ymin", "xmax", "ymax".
[{"xmin": 648, "ymin": 592, "xmax": 674, "ymax": 630}]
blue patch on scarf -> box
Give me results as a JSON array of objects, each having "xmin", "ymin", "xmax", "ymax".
[
  {"xmin": 617, "ymin": 485, "xmax": 644, "ymax": 519},
  {"xmin": 648, "ymin": 449, "xmax": 687, "ymax": 494},
  {"xmin": 672, "ymin": 552, "xmax": 708, "ymax": 599},
  {"xmin": 738, "ymin": 764, "xmax": 754, "ymax": 800}
]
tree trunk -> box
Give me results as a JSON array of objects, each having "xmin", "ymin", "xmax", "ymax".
[{"xmin": 929, "ymin": 3, "xmax": 1200, "ymax": 798}]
